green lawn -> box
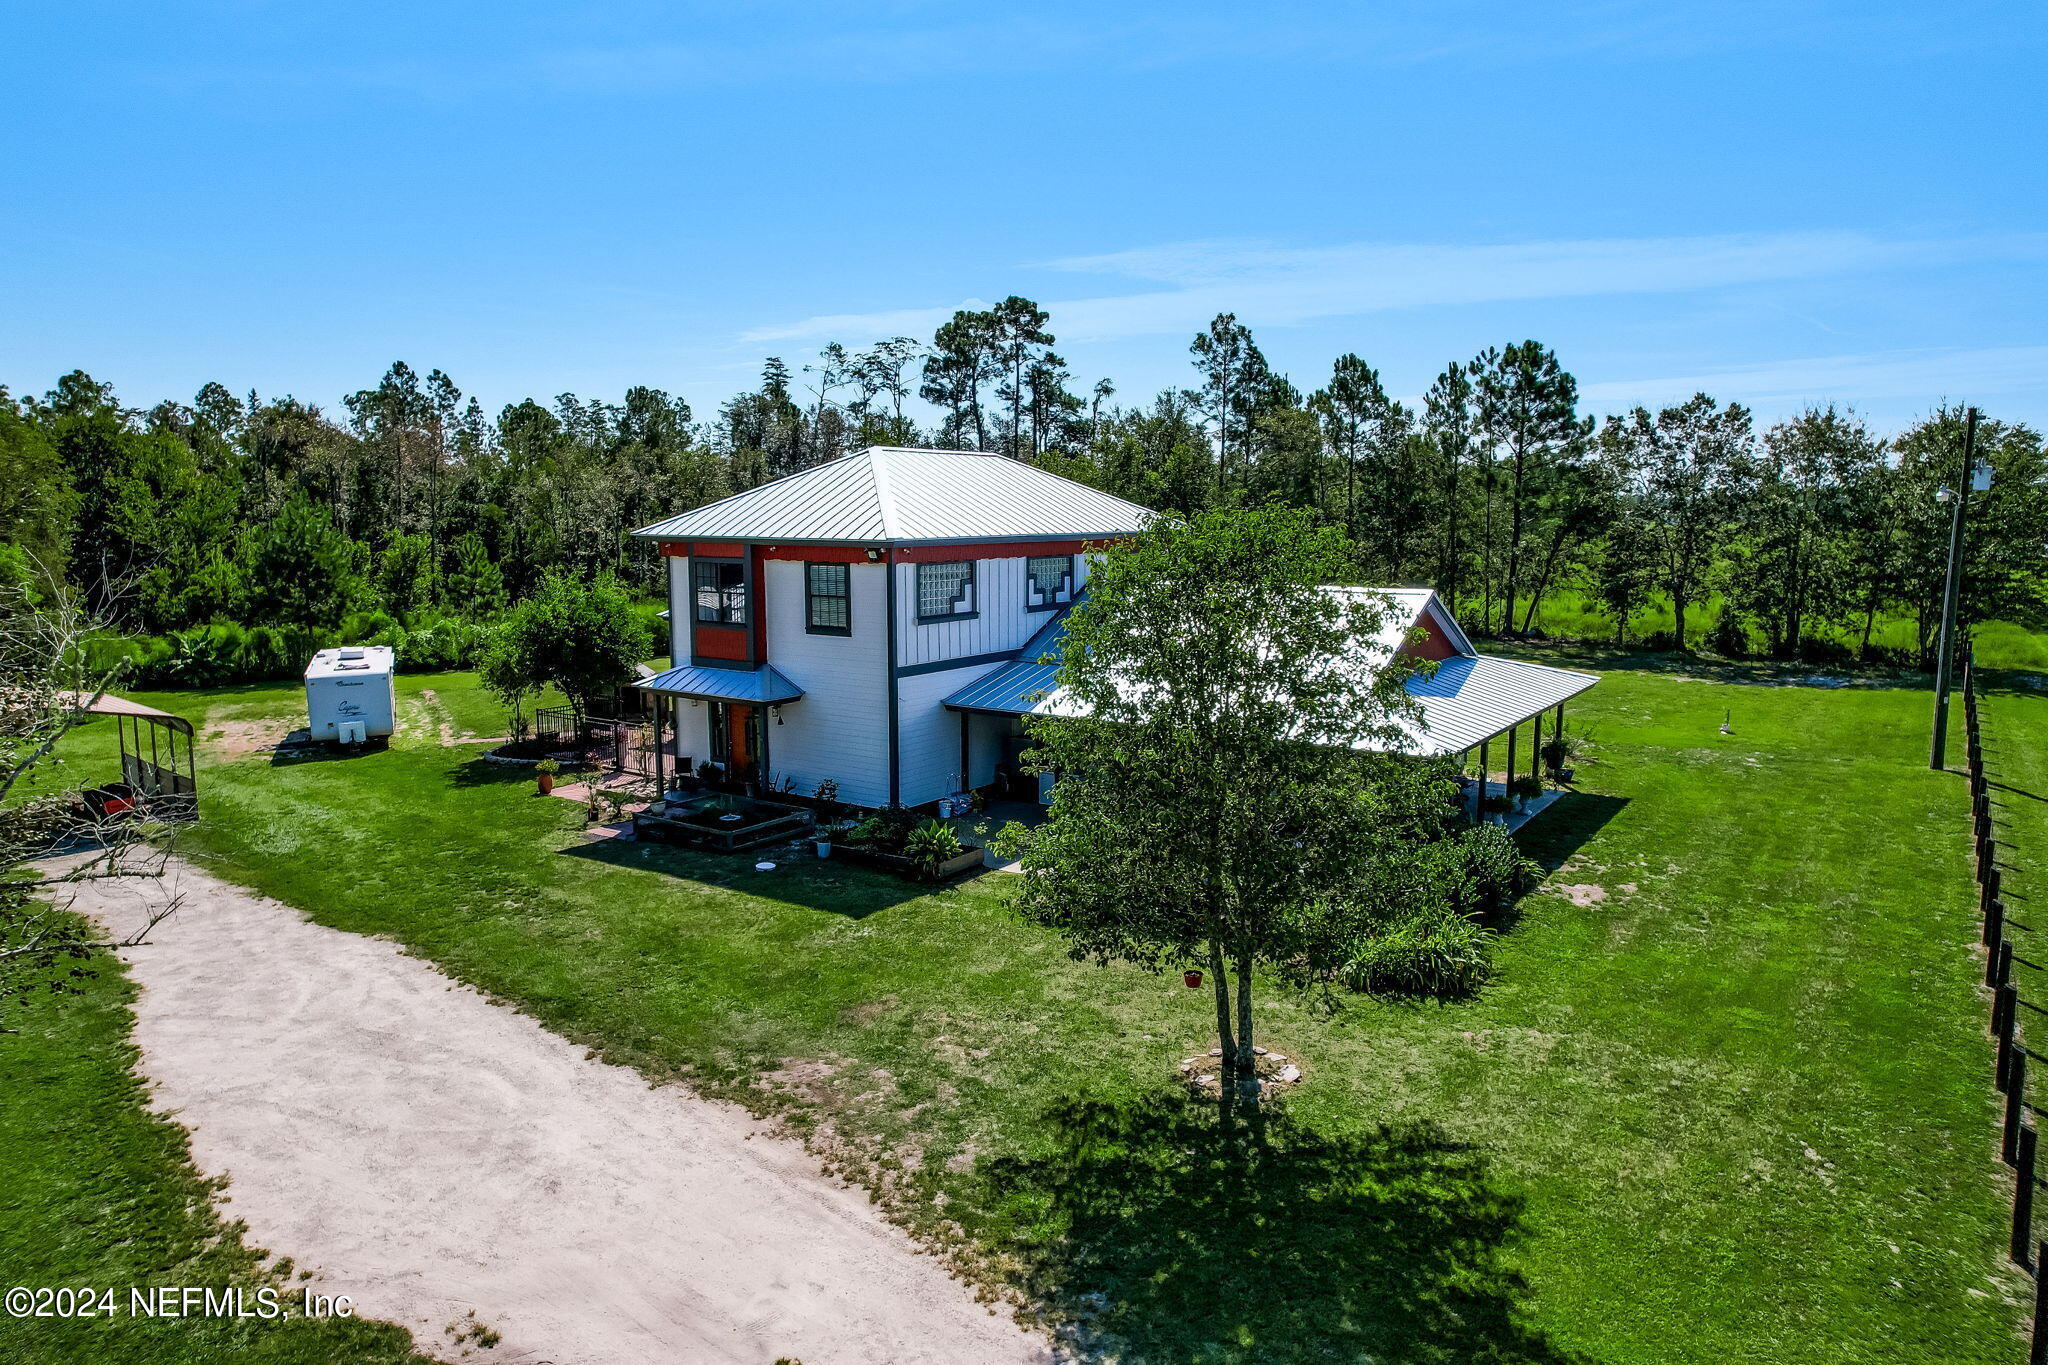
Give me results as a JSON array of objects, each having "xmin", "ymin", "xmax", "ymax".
[{"xmin": 9, "ymin": 661, "xmax": 2030, "ymax": 1363}]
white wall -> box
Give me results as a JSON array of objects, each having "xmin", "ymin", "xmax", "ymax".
[
  {"xmin": 666, "ymin": 556, "xmax": 689, "ymax": 663},
  {"xmin": 761, "ymin": 559, "xmax": 893, "ymax": 808},
  {"xmin": 895, "ymin": 663, "xmax": 1010, "ymax": 807},
  {"xmin": 892, "ymin": 553, "xmax": 1090, "ymax": 668}
]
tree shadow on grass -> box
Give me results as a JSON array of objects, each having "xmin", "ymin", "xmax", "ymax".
[
  {"xmin": 556, "ymin": 835, "xmax": 955, "ymax": 919},
  {"xmin": 985, "ymin": 1090, "xmax": 1591, "ymax": 1365},
  {"xmin": 446, "ymin": 755, "xmax": 564, "ymax": 788}
]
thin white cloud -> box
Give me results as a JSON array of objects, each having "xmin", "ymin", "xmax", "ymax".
[
  {"xmin": 1580, "ymin": 345, "xmax": 2048, "ymax": 412},
  {"xmin": 742, "ymin": 231, "xmax": 2048, "ymax": 345}
]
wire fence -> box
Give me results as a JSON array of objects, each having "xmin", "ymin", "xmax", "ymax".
[{"xmin": 1961, "ymin": 652, "xmax": 2048, "ymax": 1362}]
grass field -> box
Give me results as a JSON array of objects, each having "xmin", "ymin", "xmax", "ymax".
[
  {"xmin": 6, "ymin": 658, "xmax": 2033, "ymax": 1363},
  {"xmin": 1508, "ymin": 589, "xmax": 2048, "ymax": 673}
]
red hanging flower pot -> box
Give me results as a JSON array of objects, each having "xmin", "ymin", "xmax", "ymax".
[{"xmin": 1183, "ymin": 970, "xmax": 1203, "ymax": 989}]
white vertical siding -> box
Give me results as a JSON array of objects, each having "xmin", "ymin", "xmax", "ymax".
[
  {"xmin": 762, "ymin": 559, "xmax": 893, "ymax": 809},
  {"xmin": 668, "ymin": 695, "xmax": 711, "ymax": 771},
  {"xmin": 896, "ymin": 554, "xmax": 1079, "ymax": 667},
  {"xmin": 896, "ymin": 663, "xmax": 1010, "ymax": 807},
  {"xmin": 667, "ymin": 557, "xmax": 689, "ymax": 664}
]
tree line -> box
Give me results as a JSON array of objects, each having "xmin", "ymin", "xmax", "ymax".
[{"xmin": 4, "ymin": 298, "xmax": 2044, "ymax": 669}]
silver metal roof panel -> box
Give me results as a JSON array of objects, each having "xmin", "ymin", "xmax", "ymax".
[{"xmin": 633, "ymin": 447, "xmax": 1155, "ymax": 546}]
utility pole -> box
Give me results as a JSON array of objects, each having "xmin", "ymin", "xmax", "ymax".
[{"xmin": 1931, "ymin": 406, "xmax": 1981, "ymax": 769}]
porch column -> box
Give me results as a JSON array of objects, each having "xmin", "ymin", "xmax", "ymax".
[
  {"xmin": 652, "ymin": 694, "xmax": 665, "ymax": 795},
  {"xmin": 1532, "ymin": 709, "xmax": 1543, "ymax": 787},
  {"xmin": 958, "ymin": 710, "xmax": 971, "ymax": 794},
  {"xmin": 1504, "ymin": 723, "xmax": 1517, "ymax": 795},
  {"xmin": 1478, "ymin": 737, "xmax": 1490, "ymax": 815}
]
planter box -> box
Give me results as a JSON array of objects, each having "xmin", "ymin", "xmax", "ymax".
[
  {"xmin": 633, "ymin": 794, "xmax": 814, "ymax": 853},
  {"xmin": 829, "ymin": 840, "xmax": 984, "ymax": 881}
]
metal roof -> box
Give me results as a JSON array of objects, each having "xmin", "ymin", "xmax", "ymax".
[
  {"xmin": 942, "ymin": 589, "xmax": 1598, "ymax": 757},
  {"xmin": 1395, "ymin": 654, "xmax": 1600, "ymax": 756},
  {"xmin": 631, "ymin": 447, "xmax": 1156, "ymax": 546},
  {"xmin": 635, "ymin": 664, "xmax": 805, "ymax": 705}
]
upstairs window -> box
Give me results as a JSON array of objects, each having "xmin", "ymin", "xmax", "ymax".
[
  {"xmin": 916, "ymin": 560, "xmax": 976, "ymax": 621},
  {"xmin": 693, "ymin": 559, "xmax": 746, "ymax": 625},
  {"xmin": 1025, "ymin": 554, "xmax": 1074, "ymax": 611},
  {"xmin": 805, "ymin": 562, "xmax": 851, "ymax": 635}
]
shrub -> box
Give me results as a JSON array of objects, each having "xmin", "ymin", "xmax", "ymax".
[
  {"xmin": 1344, "ymin": 907, "xmax": 1494, "ymax": 997},
  {"xmin": 903, "ymin": 818, "xmax": 965, "ymax": 878},
  {"xmin": 1456, "ymin": 822, "xmax": 1541, "ymax": 916}
]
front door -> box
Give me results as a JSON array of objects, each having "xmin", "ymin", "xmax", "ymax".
[{"xmin": 726, "ymin": 704, "xmax": 755, "ymax": 778}]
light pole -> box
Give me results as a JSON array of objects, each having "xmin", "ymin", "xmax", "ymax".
[{"xmin": 1930, "ymin": 406, "xmax": 1982, "ymax": 770}]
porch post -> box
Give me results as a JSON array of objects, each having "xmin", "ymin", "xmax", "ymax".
[
  {"xmin": 1505, "ymin": 723, "xmax": 1517, "ymax": 795},
  {"xmin": 1478, "ymin": 736, "xmax": 1490, "ymax": 814},
  {"xmin": 652, "ymin": 693, "xmax": 665, "ymax": 795},
  {"xmin": 958, "ymin": 710, "xmax": 971, "ymax": 794},
  {"xmin": 1532, "ymin": 710, "xmax": 1543, "ymax": 786}
]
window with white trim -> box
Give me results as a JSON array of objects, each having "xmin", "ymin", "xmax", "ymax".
[
  {"xmin": 805, "ymin": 562, "xmax": 851, "ymax": 634},
  {"xmin": 916, "ymin": 560, "xmax": 976, "ymax": 621},
  {"xmin": 693, "ymin": 559, "xmax": 746, "ymax": 624},
  {"xmin": 1025, "ymin": 553, "xmax": 1074, "ymax": 611}
]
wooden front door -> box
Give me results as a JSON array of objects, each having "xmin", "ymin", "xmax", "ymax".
[{"xmin": 726, "ymin": 704, "xmax": 755, "ymax": 777}]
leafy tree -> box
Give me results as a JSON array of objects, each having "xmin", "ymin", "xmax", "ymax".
[
  {"xmin": 479, "ymin": 570, "xmax": 648, "ymax": 727},
  {"xmin": 922, "ymin": 308, "xmax": 1000, "ymax": 449},
  {"xmin": 376, "ymin": 533, "xmax": 438, "ymax": 617},
  {"xmin": 989, "ymin": 295, "xmax": 1055, "ymax": 458},
  {"xmin": 239, "ymin": 493, "xmax": 365, "ymax": 631},
  {"xmin": 0, "ymin": 390, "xmax": 75, "ymax": 574},
  {"xmin": 1015, "ymin": 506, "xmax": 1431, "ymax": 1098},
  {"xmin": 445, "ymin": 531, "xmax": 508, "ymax": 619},
  {"xmin": 1471, "ymin": 343, "xmax": 1592, "ymax": 635},
  {"xmin": 1423, "ymin": 361, "xmax": 1479, "ymax": 612},
  {"xmin": 1190, "ymin": 313, "xmax": 1273, "ymax": 497},
  {"xmin": 1605, "ymin": 393, "xmax": 1752, "ymax": 650}
]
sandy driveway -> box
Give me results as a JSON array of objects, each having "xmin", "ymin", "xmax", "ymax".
[{"xmin": 63, "ymin": 856, "xmax": 1048, "ymax": 1365}]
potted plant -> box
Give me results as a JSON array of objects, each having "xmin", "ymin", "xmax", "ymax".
[
  {"xmin": 1508, "ymin": 774, "xmax": 1543, "ymax": 811},
  {"xmin": 1480, "ymin": 793, "xmax": 1512, "ymax": 824},
  {"xmin": 534, "ymin": 758, "xmax": 560, "ymax": 795},
  {"xmin": 1541, "ymin": 728, "xmax": 1582, "ymax": 782},
  {"xmin": 812, "ymin": 778, "xmax": 842, "ymax": 858}
]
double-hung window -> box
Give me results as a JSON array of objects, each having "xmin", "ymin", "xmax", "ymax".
[
  {"xmin": 1025, "ymin": 553, "xmax": 1074, "ymax": 611},
  {"xmin": 805, "ymin": 562, "xmax": 851, "ymax": 635},
  {"xmin": 916, "ymin": 560, "xmax": 976, "ymax": 622},
  {"xmin": 692, "ymin": 559, "xmax": 746, "ymax": 625}
]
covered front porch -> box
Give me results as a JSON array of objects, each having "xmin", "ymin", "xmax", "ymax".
[{"xmin": 634, "ymin": 663, "xmax": 804, "ymax": 795}]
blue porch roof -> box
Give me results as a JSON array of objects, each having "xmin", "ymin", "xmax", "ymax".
[{"xmin": 637, "ymin": 663, "xmax": 805, "ymax": 705}]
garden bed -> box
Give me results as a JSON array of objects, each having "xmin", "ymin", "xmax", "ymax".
[
  {"xmin": 828, "ymin": 838, "xmax": 983, "ymax": 881},
  {"xmin": 633, "ymin": 794, "xmax": 814, "ymax": 853}
]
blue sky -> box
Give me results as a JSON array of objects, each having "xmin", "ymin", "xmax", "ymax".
[{"xmin": 4, "ymin": 1, "xmax": 2044, "ymax": 434}]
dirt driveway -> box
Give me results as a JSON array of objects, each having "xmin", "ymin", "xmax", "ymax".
[{"xmin": 65, "ymin": 856, "xmax": 1048, "ymax": 1365}]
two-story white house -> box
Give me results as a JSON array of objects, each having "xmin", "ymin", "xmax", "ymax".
[
  {"xmin": 631, "ymin": 447, "xmax": 1152, "ymax": 810},
  {"xmin": 632, "ymin": 446, "xmax": 1600, "ymax": 818}
]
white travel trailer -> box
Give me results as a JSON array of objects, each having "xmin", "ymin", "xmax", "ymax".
[{"xmin": 304, "ymin": 645, "xmax": 397, "ymax": 744}]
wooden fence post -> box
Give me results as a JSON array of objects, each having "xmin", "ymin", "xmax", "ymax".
[
  {"xmin": 2016, "ymin": 1124, "xmax": 2037, "ymax": 1268},
  {"xmin": 1992, "ymin": 930, "xmax": 2012, "ymax": 986},
  {"xmin": 2032, "ymin": 1246, "xmax": 2047, "ymax": 1365},
  {"xmin": 2011, "ymin": 1052, "xmax": 2030, "ymax": 1166},
  {"xmin": 1999, "ymin": 986, "xmax": 2019, "ymax": 1087}
]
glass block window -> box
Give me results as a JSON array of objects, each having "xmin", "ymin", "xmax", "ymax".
[
  {"xmin": 1026, "ymin": 554, "xmax": 1074, "ymax": 610},
  {"xmin": 692, "ymin": 559, "xmax": 746, "ymax": 624},
  {"xmin": 806, "ymin": 562, "xmax": 851, "ymax": 634},
  {"xmin": 916, "ymin": 560, "xmax": 975, "ymax": 620}
]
